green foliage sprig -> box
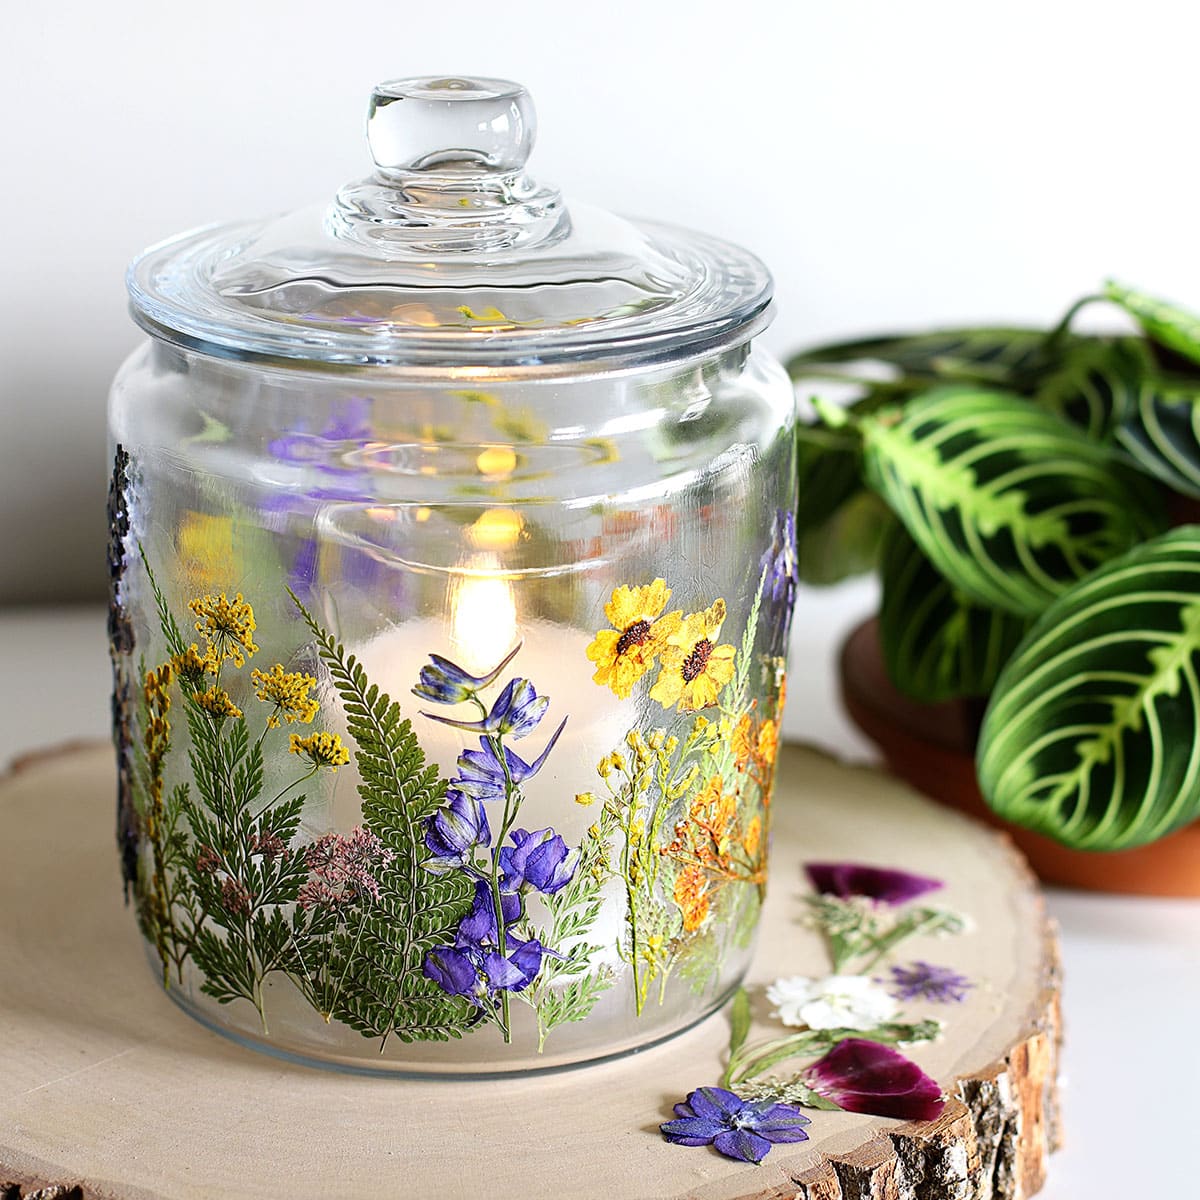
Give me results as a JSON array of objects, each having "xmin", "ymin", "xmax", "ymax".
[{"xmin": 791, "ymin": 281, "xmax": 1200, "ymax": 850}]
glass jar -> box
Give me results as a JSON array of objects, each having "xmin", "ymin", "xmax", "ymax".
[{"xmin": 107, "ymin": 76, "xmax": 797, "ymax": 1074}]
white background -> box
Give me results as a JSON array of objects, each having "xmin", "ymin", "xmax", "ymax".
[{"xmin": 3, "ymin": 0, "xmax": 1200, "ymax": 603}]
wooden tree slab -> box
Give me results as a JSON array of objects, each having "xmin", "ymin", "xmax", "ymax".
[{"xmin": 0, "ymin": 743, "xmax": 1060, "ymax": 1200}]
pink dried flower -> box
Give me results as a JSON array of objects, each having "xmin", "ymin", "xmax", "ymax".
[
  {"xmin": 249, "ymin": 831, "xmax": 287, "ymax": 861},
  {"xmin": 220, "ymin": 877, "xmax": 253, "ymax": 918},
  {"xmin": 299, "ymin": 827, "xmax": 392, "ymax": 909},
  {"xmin": 195, "ymin": 846, "xmax": 221, "ymax": 875}
]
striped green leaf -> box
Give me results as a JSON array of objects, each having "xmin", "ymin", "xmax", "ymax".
[
  {"xmin": 1105, "ymin": 280, "xmax": 1200, "ymax": 367},
  {"xmin": 878, "ymin": 525, "xmax": 1029, "ymax": 703},
  {"xmin": 799, "ymin": 491, "xmax": 892, "ymax": 586},
  {"xmin": 788, "ymin": 328, "xmax": 1068, "ymax": 389},
  {"xmin": 1034, "ymin": 337, "xmax": 1150, "ymax": 440},
  {"xmin": 859, "ymin": 386, "xmax": 1164, "ymax": 617},
  {"xmin": 1116, "ymin": 379, "xmax": 1200, "ymax": 499},
  {"xmin": 978, "ymin": 526, "xmax": 1200, "ymax": 849}
]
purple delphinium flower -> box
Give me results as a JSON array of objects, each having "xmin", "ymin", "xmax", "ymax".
[
  {"xmin": 805, "ymin": 861, "xmax": 943, "ymax": 906},
  {"xmin": 422, "ymin": 676, "xmax": 549, "ymax": 739},
  {"xmin": 499, "ymin": 828, "xmax": 578, "ymax": 896},
  {"xmin": 661, "ymin": 1087, "xmax": 811, "ymax": 1164},
  {"xmin": 412, "ymin": 644, "xmax": 522, "ymax": 706},
  {"xmin": 423, "ymin": 880, "xmax": 554, "ymax": 1007},
  {"xmin": 886, "ymin": 961, "xmax": 973, "ymax": 1004},
  {"xmin": 452, "ymin": 718, "xmax": 569, "ymax": 802},
  {"xmin": 761, "ymin": 508, "xmax": 799, "ymax": 610},
  {"xmin": 803, "ymin": 1038, "xmax": 945, "ymax": 1122},
  {"xmin": 423, "ymin": 791, "xmax": 492, "ymax": 874}
]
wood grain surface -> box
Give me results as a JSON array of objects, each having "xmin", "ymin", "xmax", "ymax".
[{"xmin": 0, "ymin": 743, "xmax": 1060, "ymax": 1200}]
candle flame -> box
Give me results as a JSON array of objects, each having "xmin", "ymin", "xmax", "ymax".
[{"xmin": 450, "ymin": 567, "xmax": 518, "ymax": 675}]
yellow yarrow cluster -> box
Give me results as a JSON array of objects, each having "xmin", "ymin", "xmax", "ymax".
[
  {"xmin": 195, "ymin": 686, "xmax": 243, "ymax": 721},
  {"xmin": 170, "ymin": 643, "xmax": 218, "ymax": 690},
  {"xmin": 142, "ymin": 663, "xmax": 173, "ymax": 769},
  {"xmin": 251, "ymin": 664, "xmax": 319, "ymax": 728},
  {"xmin": 188, "ymin": 592, "xmax": 258, "ymax": 668},
  {"xmin": 289, "ymin": 731, "xmax": 350, "ymax": 770}
]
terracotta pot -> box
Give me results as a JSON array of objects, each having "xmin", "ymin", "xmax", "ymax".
[{"xmin": 839, "ymin": 617, "xmax": 1200, "ymax": 897}]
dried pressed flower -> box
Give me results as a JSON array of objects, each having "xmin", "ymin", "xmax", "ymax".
[
  {"xmin": 886, "ymin": 961, "xmax": 973, "ymax": 1004},
  {"xmin": 586, "ymin": 579, "xmax": 681, "ymax": 699},
  {"xmin": 661, "ymin": 1086, "xmax": 810, "ymax": 1164},
  {"xmin": 195, "ymin": 846, "xmax": 221, "ymax": 874},
  {"xmin": 220, "ymin": 877, "xmax": 253, "ymax": 918},
  {"xmin": 249, "ymin": 832, "xmax": 288, "ymax": 862},
  {"xmin": 766, "ymin": 974, "xmax": 898, "ymax": 1031},
  {"xmin": 650, "ymin": 599, "xmax": 737, "ymax": 712},
  {"xmin": 805, "ymin": 861, "xmax": 943, "ymax": 906},
  {"xmin": 188, "ymin": 592, "xmax": 259, "ymax": 667},
  {"xmin": 251, "ymin": 663, "xmax": 320, "ymax": 728},
  {"xmin": 673, "ymin": 865, "xmax": 711, "ymax": 932},
  {"xmin": 803, "ymin": 1038, "xmax": 945, "ymax": 1122},
  {"xmin": 171, "ymin": 643, "xmax": 217, "ymax": 691},
  {"xmin": 288, "ymin": 731, "xmax": 350, "ymax": 770},
  {"xmin": 195, "ymin": 686, "xmax": 243, "ymax": 722}
]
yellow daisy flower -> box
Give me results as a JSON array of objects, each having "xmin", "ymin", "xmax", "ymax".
[
  {"xmin": 649, "ymin": 599, "xmax": 736, "ymax": 712},
  {"xmin": 586, "ymin": 579, "xmax": 681, "ymax": 699}
]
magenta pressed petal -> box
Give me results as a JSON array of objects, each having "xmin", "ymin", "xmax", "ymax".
[
  {"xmin": 712, "ymin": 1127, "xmax": 772, "ymax": 1164},
  {"xmin": 804, "ymin": 861, "xmax": 943, "ymax": 904},
  {"xmin": 806, "ymin": 1038, "xmax": 945, "ymax": 1123}
]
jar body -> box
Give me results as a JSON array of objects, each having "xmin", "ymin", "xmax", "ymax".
[{"xmin": 107, "ymin": 340, "xmax": 797, "ymax": 1073}]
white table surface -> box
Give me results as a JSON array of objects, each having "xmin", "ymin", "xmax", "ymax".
[{"xmin": 3, "ymin": 587, "xmax": 1197, "ymax": 1198}]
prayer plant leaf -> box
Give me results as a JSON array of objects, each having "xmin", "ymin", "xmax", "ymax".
[
  {"xmin": 1115, "ymin": 378, "xmax": 1200, "ymax": 500},
  {"xmin": 1033, "ymin": 336, "xmax": 1151, "ymax": 440},
  {"xmin": 978, "ymin": 526, "xmax": 1200, "ymax": 850},
  {"xmin": 878, "ymin": 524, "xmax": 1030, "ymax": 703},
  {"xmin": 858, "ymin": 386, "xmax": 1165, "ymax": 617},
  {"xmin": 1105, "ymin": 280, "xmax": 1200, "ymax": 368},
  {"xmin": 787, "ymin": 327, "xmax": 1070, "ymax": 389}
]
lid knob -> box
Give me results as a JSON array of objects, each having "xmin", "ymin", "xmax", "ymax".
[
  {"xmin": 367, "ymin": 76, "xmax": 535, "ymax": 176},
  {"xmin": 329, "ymin": 75, "xmax": 566, "ymax": 257}
]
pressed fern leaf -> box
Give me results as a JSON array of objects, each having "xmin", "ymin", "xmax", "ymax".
[
  {"xmin": 291, "ymin": 596, "xmax": 475, "ymax": 1044},
  {"xmin": 878, "ymin": 524, "xmax": 1029, "ymax": 703},
  {"xmin": 859, "ymin": 386, "xmax": 1164, "ymax": 617},
  {"xmin": 979, "ymin": 526, "xmax": 1200, "ymax": 850}
]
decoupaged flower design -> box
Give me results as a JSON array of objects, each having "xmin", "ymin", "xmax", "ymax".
[
  {"xmin": 587, "ymin": 579, "xmax": 681, "ymax": 699},
  {"xmin": 650, "ymin": 599, "xmax": 737, "ymax": 712},
  {"xmin": 289, "ymin": 731, "xmax": 350, "ymax": 770},
  {"xmin": 251, "ymin": 664, "xmax": 320, "ymax": 728},
  {"xmin": 886, "ymin": 961, "xmax": 973, "ymax": 1003},
  {"xmin": 188, "ymin": 591, "xmax": 259, "ymax": 667}
]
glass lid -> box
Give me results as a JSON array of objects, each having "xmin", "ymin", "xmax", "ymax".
[{"xmin": 127, "ymin": 75, "xmax": 773, "ymax": 370}]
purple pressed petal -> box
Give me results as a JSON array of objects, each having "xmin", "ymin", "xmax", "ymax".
[
  {"xmin": 712, "ymin": 1128, "xmax": 773, "ymax": 1164},
  {"xmin": 747, "ymin": 1107, "xmax": 812, "ymax": 1141},
  {"xmin": 687, "ymin": 1087, "xmax": 746, "ymax": 1123},
  {"xmin": 422, "ymin": 946, "xmax": 478, "ymax": 999},
  {"xmin": 660, "ymin": 1116, "xmax": 722, "ymax": 1145},
  {"xmin": 805, "ymin": 861, "xmax": 943, "ymax": 905},
  {"xmin": 507, "ymin": 716, "xmax": 569, "ymax": 783},
  {"xmin": 806, "ymin": 1038, "xmax": 945, "ymax": 1122},
  {"xmin": 672, "ymin": 1101, "xmax": 697, "ymax": 1120}
]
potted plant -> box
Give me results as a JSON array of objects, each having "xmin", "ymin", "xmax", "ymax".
[{"xmin": 790, "ymin": 282, "xmax": 1200, "ymax": 895}]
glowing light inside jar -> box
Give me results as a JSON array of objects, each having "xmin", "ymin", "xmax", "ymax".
[{"xmin": 449, "ymin": 567, "xmax": 518, "ymax": 674}]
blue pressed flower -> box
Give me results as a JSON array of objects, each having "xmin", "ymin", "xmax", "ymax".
[
  {"xmin": 499, "ymin": 828, "xmax": 578, "ymax": 895},
  {"xmin": 886, "ymin": 961, "xmax": 973, "ymax": 1003},
  {"xmin": 481, "ymin": 935, "xmax": 551, "ymax": 993},
  {"xmin": 661, "ymin": 1087, "xmax": 811, "ymax": 1164},
  {"xmin": 412, "ymin": 644, "xmax": 523, "ymax": 705},
  {"xmin": 805, "ymin": 861, "xmax": 943, "ymax": 905},
  {"xmin": 422, "ymin": 677, "xmax": 549, "ymax": 739},
  {"xmin": 423, "ymin": 791, "xmax": 492, "ymax": 874},
  {"xmin": 452, "ymin": 717, "xmax": 569, "ymax": 802},
  {"xmin": 761, "ymin": 508, "xmax": 799, "ymax": 608},
  {"xmin": 456, "ymin": 879, "xmax": 523, "ymax": 946},
  {"xmin": 423, "ymin": 945, "xmax": 480, "ymax": 1000}
]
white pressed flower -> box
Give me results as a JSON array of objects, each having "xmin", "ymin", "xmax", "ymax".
[{"xmin": 766, "ymin": 974, "xmax": 899, "ymax": 1031}]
